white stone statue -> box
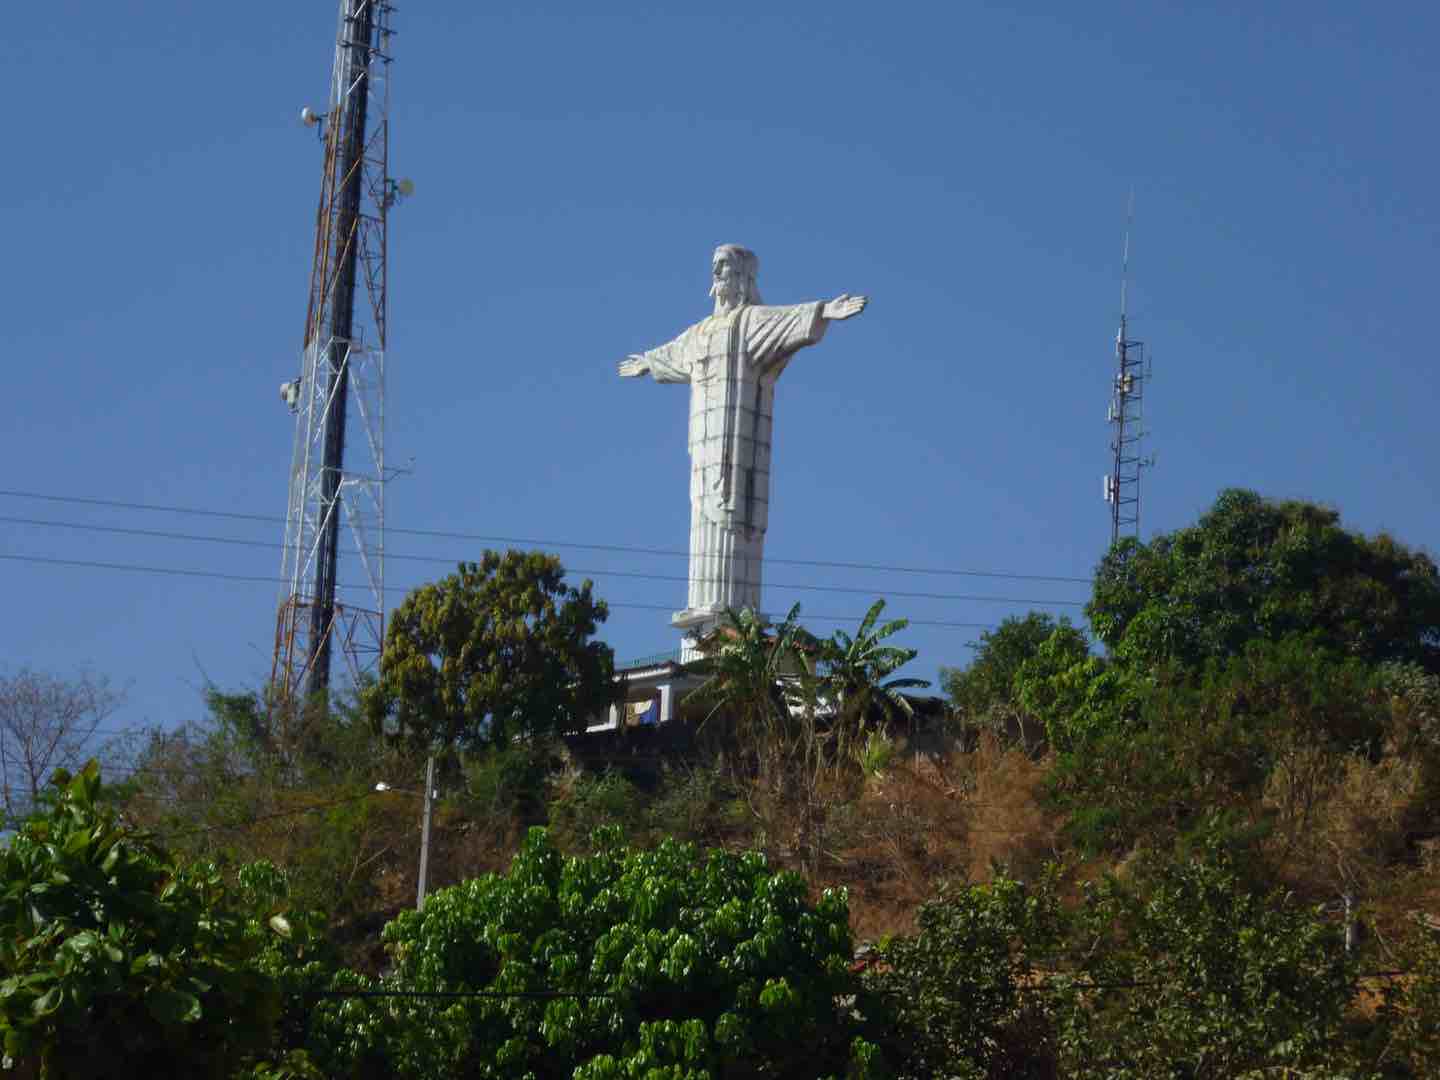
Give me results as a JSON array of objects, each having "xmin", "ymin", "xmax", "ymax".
[{"xmin": 617, "ymin": 244, "xmax": 867, "ymax": 645}]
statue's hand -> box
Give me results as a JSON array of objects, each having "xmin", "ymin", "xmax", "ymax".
[
  {"xmin": 822, "ymin": 294, "xmax": 868, "ymax": 321},
  {"xmin": 617, "ymin": 355, "xmax": 649, "ymax": 378}
]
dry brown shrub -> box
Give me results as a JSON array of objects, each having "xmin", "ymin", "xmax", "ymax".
[
  {"xmin": 1263, "ymin": 748, "xmax": 1423, "ymax": 903},
  {"xmin": 440, "ymin": 811, "xmax": 526, "ymax": 884},
  {"xmin": 961, "ymin": 732, "xmax": 1060, "ymax": 883},
  {"xmin": 811, "ymin": 745, "xmax": 972, "ymax": 940},
  {"xmin": 818, "ymin": 735, "xmax": 1062, "ymax": 940}
]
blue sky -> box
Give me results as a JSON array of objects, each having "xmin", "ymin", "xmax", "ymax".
[{"xmin": 3, "ymin": 2, "xmax": 1436, "ymax": 735}]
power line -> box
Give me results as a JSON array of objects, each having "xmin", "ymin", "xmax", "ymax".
[
  {"xmin": 0, "ymin": 490, "xmax": 1093, "ymax": 585},
  {"xmin": 301, "ymin": 988, "xmax": 615, "ymax": 1000},
  {"xmin": 0, "ymin": 515, "xmax": 1087, "ymax": 608},
  {"xmin": 0, "ymin": 552, "xmax": 1000, "ymax": 630},
  {"xmin": 301, "ymin": 973, "xmax": 1416, "ymax": 999},
  {"xmin": 159, "ymin": 791, "xmax": 377, "ymax": 837}
]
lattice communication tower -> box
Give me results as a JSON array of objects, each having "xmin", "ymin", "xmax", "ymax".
[
  {"xmin": 273, "ymin": 0, "xmax": 398, "ymax": 702},
  {"xmin": 1103, "ymin": 219, "xmax": 1152, "ymax": 546}
]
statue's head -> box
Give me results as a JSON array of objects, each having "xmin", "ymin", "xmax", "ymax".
[{"xmin": 711, "ymin": 244, "xmax": 763, "ymax": 310}]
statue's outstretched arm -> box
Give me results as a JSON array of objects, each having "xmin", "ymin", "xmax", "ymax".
[
  {"xmin": 821, "ymin": 294, "xmax": 868, "ymax": 321},
  {"xmin": 617, "ymin": 340, "xmax": 690, "ymax": 383}
]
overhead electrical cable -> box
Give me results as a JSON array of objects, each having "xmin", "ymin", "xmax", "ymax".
[
  {"xmin": 0, "ymin": 515, "xmax": 1087, "ymax": 608},
  {"xmin": 0, "ymin": 489, "xmax": 1094, "ymax": 584},
  {"xmin": 0, "ymin": 553, "xmax": 998, "ymax": 630}
]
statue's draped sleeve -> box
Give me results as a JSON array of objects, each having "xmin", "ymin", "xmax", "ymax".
[
  {"xmin": 637, "ymin": 329, "xmax": 695, "ymax": 384},
  {"xmin": 745, "ymin": 302, "xmax": 827, "ymax": 377}
]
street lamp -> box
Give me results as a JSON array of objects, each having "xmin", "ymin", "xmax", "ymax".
[{"xmin": 374, "ymin": 754, "xmax": 438, "ymax": 911}]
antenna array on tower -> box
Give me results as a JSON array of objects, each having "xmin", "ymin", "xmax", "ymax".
[
  {"xmin": 1103, "ymin": 203, "xmax": 1153, "ymax": 546},
  {"xmin": 273, "ymin": 0, "xmax": 396, "ymax": 702}
]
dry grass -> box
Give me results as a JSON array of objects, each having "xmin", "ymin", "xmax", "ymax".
[
  {"xmin": 960, "ymin": 734, "xmax": 1061, "ymax": 883},
  {"xmin": 801, "ymin": 735, "xmax": 1064, "ymax": 941}
]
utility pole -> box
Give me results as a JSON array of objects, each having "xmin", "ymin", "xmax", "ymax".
[
  {"xmin": 1103, "ymin": 197, "xmax": 1153, "ymax": 546},
  {"xmin": 416, "ymin": 754, "xmax": 436, "ymax": 911},
  {"xmin": 273, "ymin": 1, "xmax": 401, "ymax": 704}
]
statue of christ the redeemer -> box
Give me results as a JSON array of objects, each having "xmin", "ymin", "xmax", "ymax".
[{"xmin": 617, "ymin": 244, "xmax": 867, "ymax": 644}]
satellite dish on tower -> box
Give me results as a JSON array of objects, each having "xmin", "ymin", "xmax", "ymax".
[
  {"xmin": 383, "ymin": 177, "xmax": 415, "ymax": 208},
  {"xmin": 300, "ymin": 106, "xmax": 322, "ymax": 127}
]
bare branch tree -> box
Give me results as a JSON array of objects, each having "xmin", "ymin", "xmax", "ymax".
[{"xmin": 0, "ymin": 669, "xmax": 124, "ymax": 822}]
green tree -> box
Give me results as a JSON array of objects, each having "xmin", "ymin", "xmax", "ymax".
[
  {"xmin": 1089, "ymin": 488, "xmax": 1440, "ymax": 674},
  {"xmin": 116, "ymin": 686, "xmax": 421, "ymax": 935},
  {"xmin": 0, "ymin": 763, "xmax": 287, "ymax": 1079},
  {"xmin": 308, "ymin": 827, "xmax": 882, "ymax": 1079},
  {"xmin": 864, "ymin": 873, "xmax": 1065, "ymax": 1079},
  {"xmin": 364, "ymin": 550, "xmax": 617, "ymax": 750},
  {"xmin": 941, "ymin": 613, "xmax": 1088, "ymax": 751},
  {"xmin": 233, "ymin": 860, "xmax": 339, "ymax": 1077},
  {"xmin": 817, "ymin": 599, "xmax": 930, "ymax": 769},
  {"xmin": 1372, "ymin": 918, "xmax": 1440, "ymax": 1076},
  {"xmin": 1047, "ymin": 637, "xmax": 1386, "ymax": 855},
  {"xmin": 1055, "ymin": 847, "xmax": 1357, "ymax": 1078},
  {"xmin": 942, "ymin": 613, "xmax": 1059, "ymax": 716},
  {"xmin": 685, "ymin": 605, "xmax": 830, "ymax": 867},
  {"xmin": 686, "ymin": 604, "xmax": 813, "ymax": 783},
  {"xmin": 1010, "ymin": 622, "xmax": 1122, "ymax": 752}
]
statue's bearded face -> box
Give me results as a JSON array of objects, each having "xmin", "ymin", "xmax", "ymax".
[{"xmin": 710, "ymin": 253, "xmax": 746, "ymax": 311}]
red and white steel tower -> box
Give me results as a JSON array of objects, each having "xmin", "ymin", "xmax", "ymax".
[{"xmin": 273, "ymin": 0, "xmax": 399, "ymax": 702}]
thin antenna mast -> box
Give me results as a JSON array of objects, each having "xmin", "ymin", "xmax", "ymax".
[
  {"xmin": 273, "ymin": 0, "xmax": 397, "ymax": 704},
  {"xmin": 1104, "ymin": 192, "xmax": 1152, "ymax": 546}
]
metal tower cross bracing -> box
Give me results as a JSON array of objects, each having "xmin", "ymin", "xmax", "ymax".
[
  {"xmin": 273, "ymin": 0, "xmax": 397, "ymax": 702},
  {"xmin": 1104, "ymin": 313, "xmax": 1149, "ymax": 546}
]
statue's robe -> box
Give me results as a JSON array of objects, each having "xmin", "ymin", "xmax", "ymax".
[{"xmin": 635, "ymin": 302, "xmax": 828, "ymax": 617}]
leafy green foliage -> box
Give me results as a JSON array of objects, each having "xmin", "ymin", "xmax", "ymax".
[
  {"xmin": 1011, "ymin": 623, "xmax": 1126, "ymax": 752},
  {"xmin": 690, "ymin": 601, "xmax": 930, "ymax": 776},
  {"xmin": 942, "ymin": 614, "xmax": 1094, "ymax": 751},
  {"xmin": 547, "ymin": 769, "xmax": 647, "ymax": 852},
  {"xmin": 234, "ymin": 860, "xmax": 338, "ymax": 1075},
  {"xmin": 1089, "ymin": 488, "xmax": 1440, "ymax": 674},
  {"xmin": 818, "ymin": 599, "xmax": 930, "ymax": 749},
  {"xmin": 642, "ymin": 764, "xmax": 747, "ymax": 850},
  {"xmin": 1373, "ymin": 920, "xmax": 1440, "ymax": 1075},
  {"xmin": 1025, "ymin": 492, "xmax": 1437, "ymax": 859},
  {"xmin": 0, "ymin": 763, "xmax": 285, "ymax": 1079},
  {"xmin": 309, "ymin": 827, "xmax": 882, "ymax": 1079},
  {"xmin": 1047, "ymin": 637, "xmax": 1387, "ymax": 855},
  {"xmin": 863, "ymin": 873, "xmax": 1065, "ymax": 1078},
  {"xmin": 460, "ymin": 740, "xmax": 556, "ymax": 826},
  {"xmin": 942, "ymin": 613, "xmax": 1063, "ymax": 718},
  {"xmin": 118, "ymin": 687, "xmax": 421, "ymax": 934},
  {"xmin": 1056, "ymin": 849, "xmax": 1356, "ymax": 1078},
  {"xmin": 365, "ymin": 550, "xmax": 617, "ymax": 750},
  {"xmin": 688, "ymin": 602, "xmax": 930, "ymax": 875},
  {"xmin": 686, "ymin": 604, "xmax": 812, "ymax": 768}
]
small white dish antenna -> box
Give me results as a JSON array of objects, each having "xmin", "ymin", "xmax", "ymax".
[
  {"xmin": 383, "ymin": 178, "xmax": 416, "ymax": 209},
  {"xmin": 279, "ymin": 379, "xmax": 301, "ymax": 411},
  {"xmin": 300, "ymin": 106, "xmax": 322, "ymax": 127}
]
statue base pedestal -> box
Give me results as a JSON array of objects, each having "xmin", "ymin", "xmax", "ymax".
[{"xmin": 672, "ymin": 609, "xmax": 719, "ymax": 664}]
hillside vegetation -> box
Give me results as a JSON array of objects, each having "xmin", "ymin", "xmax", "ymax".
[{"xmin": 5, "ymin": 489, "xmax": 1439, "ymax": 1077}]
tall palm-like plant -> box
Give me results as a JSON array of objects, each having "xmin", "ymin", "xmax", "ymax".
[
  {"xmin": 818, "ymin": 600, "xmax": 931, "ymax": 771},
  {"xmin": 685, "ymin": 605, "xmax": 811, "ymax": 776},
  {"xmin": 685, "ymin": 604, "xmax": 832, "ymax": 870}
]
